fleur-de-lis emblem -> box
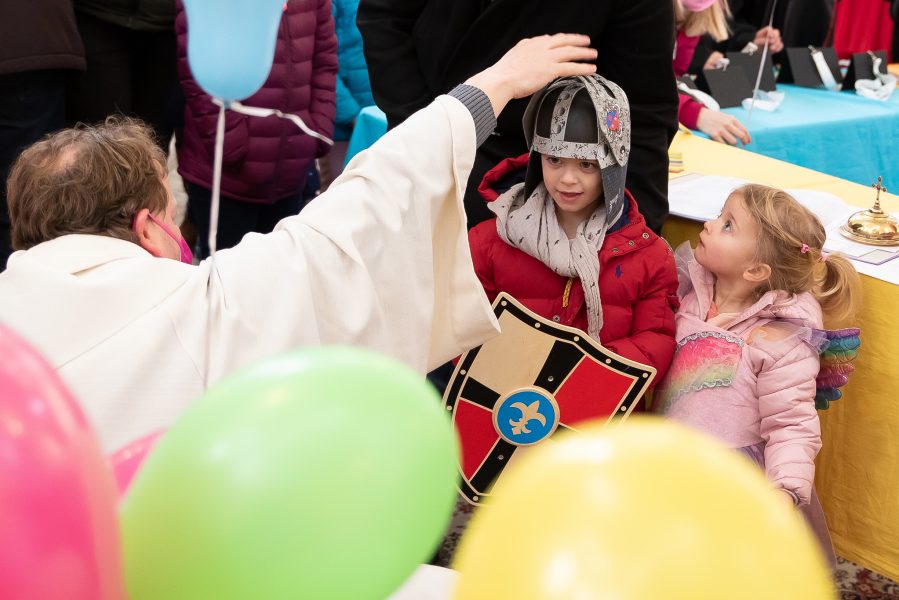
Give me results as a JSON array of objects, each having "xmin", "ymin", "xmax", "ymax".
[{"xmin": 509, "ymin": 401, "xmax": 546, "ymax": 435}]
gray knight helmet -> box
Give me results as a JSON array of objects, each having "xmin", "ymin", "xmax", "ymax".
[{"xmin": 522, "ymin": 75, "xmax": 631, "ymax": 224}]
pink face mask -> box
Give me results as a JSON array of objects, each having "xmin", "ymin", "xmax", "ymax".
[
  {"xmin": 681, "ymin": 0, "xmax": 718, "ymax": 11},
  {"xmin": 140, "ymin": 212, "xmax": 194, "ymax": 264}
]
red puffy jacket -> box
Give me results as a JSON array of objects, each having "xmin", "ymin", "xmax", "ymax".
[
  {"xmin": 175, "ymin": 0, "xmax": 337, "ymax": 203},
  {"xmin": 469, "ymin": 154, "xmax": 679, "ymax": 386}
]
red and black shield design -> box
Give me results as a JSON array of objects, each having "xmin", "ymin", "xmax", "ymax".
[{"xmin": 444, "ymin": 293, "xmax": 656, "ymax": 505}]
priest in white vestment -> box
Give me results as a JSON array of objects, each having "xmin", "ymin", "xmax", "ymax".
[{"xmin": 0, "ymin": 35, "xmax": 598, "ymax": 450}]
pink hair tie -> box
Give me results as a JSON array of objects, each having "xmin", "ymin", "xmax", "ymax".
[
  {"xmin": 800, "ymin": 243, "xmax": 811, "ymax": 254},
  {"xmin": 820, "ymin": 251, "xmax": 830, "ymax": 262}
]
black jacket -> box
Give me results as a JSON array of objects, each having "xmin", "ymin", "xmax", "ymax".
[
  {"xmin": 357, "ymin": 0, "xmax": 678, "ymax": 232},
  {"xmin": 75, "ymin": 0, "xmax": 175, "ymax": 32},
  {"xmin": 893, "ymin": 0, "xmax": 899, "ymax": 60},
  {"xmin": 689, "ymin": 0, "xmax": 764, "ymax": 73},
  {"xmin": 688, "ymin": 0, "xmax": 835, "ymax": 74},
  {"xmin": 0, "ymin": 0, "xmax": 85, "ymax": 75}
]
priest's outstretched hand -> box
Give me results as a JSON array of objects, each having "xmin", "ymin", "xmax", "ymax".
[{"xmin": 465, "ymin": 33, "xmax": 597, "ymax": 118}]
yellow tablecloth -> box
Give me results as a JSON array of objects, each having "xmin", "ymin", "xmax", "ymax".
[{"xmin": 665, "ymin": 132, "xmax": 899, "ymax": 580}]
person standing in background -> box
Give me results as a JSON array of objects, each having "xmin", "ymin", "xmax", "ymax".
[
  {"xmin": 176, "ymin": 0, "xmax": 337, "ymax": 258},
  {"xmin": 829, "ymin": 0, "xmax": 893, "ymax": 61},
  {"xmin": 778, "ymin": 0, "xmax": 834, "ymax": 49},
  {"xmin": 675, "ymin": 0, "xmax": 752, "ymax": 146},
  {"xmin": 320, "ymin": 0, "xmax": 376, "ymax": 189},
  {"xmin": 0, "ymin": 0, "xmax": 85, "ymax": 271},
  {"xmin": 688, "ymin": 0, "xmax": 784, "ymax": 74},
  {"xmin": 66, "ymin": 0, "xmax": 179, "ymax": 148},
  {"xmin": 688, "ymin": 0, "xmax": 838, "ymax": 75},
  {"xmin": 357, "ymin": 0, "xmax": 678, "ymax": 234},
  {"xmin": 892, "ymin": 0, "xmax": 899, "ymax": 62}
]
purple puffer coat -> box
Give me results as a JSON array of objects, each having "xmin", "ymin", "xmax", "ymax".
[{"xmin": 176, "ymin": 0, "xmax": 337, "ymax": 203}]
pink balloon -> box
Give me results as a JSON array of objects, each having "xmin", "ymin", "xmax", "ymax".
[
  {"xmin": 0, "ymin": 324, "xmax": 124, "ymax": 600},
  {"xmin": 109, "ymin": 430, "xmax": 164, "ymax": 500}
]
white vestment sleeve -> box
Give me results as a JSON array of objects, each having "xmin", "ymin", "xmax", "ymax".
[{"xmin": 180, "ymin": 95, "xmax": 499, "ymax": 380}]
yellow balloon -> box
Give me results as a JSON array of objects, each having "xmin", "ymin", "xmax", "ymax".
[{"xmin": 452, "ymin": 418, "xmax": 834, "ymax": 600}]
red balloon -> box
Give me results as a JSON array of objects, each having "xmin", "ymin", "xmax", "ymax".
[
  {"xmin": 109, "ymin": 430, "xmax": 164, "ymax": 501},
  {"xmin": 0, "ymin": 324, "xmax": 124, "ymax": 600}
]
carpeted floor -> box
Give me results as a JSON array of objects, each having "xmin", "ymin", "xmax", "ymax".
[
  {"xmin": 837, "ymin": 557, "xmax": 899, "ymax": 599},
  {"xmin": 435, "ymin": 498, "xmax": 899, "ymax": 597}
]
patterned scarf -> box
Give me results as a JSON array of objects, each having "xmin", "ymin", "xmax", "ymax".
[{"xmin": 490, "ymin": 181, "xmax": 608, "ymax": 340}]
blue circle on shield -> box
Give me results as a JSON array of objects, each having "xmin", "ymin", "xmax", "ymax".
[{"xmin": 493, "ymin": 388, "xmax": 559, "ymax": 446}]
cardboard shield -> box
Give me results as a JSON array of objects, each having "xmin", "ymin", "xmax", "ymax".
[{"xmin": 444, "ymin": 293, "xmax": 656, "ymax": 505}]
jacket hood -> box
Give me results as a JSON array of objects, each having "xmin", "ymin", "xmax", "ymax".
[
  {"xmin": 478, "ymin": 153, "xmax": 530, "ymax": 202},
  {"xmin": 674, "ymin": 242, "xmax": 824, "ymax": 332},
  {"xmin": 478, "ymin": 152, "xmax": 636, "ymax": 233}
]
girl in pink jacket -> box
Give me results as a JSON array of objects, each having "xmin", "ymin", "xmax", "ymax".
[{"xmin": 656, "ymin": 183, "xmax": 860, "ymax": 566}]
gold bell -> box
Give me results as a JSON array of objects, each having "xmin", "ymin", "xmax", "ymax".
[{"xmin": 840, "ymin": 177, "xmax": 899, "ymax": 246}]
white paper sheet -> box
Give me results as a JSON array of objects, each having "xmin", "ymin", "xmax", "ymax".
[{"xmin": 668, "ymin": 173, "xmax": 899, "ymax": 285}]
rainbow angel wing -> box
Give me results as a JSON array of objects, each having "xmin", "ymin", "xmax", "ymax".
[{"xmin": 815, "ymin": 328, "xmax": 861, "ymax": 410}]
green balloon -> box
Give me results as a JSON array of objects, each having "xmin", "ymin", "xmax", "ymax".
[{"xmin": 121, "ymin": 347, "xmax": 459, "ymax": 599}]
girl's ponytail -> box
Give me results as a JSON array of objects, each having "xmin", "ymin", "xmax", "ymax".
[{"xmin": 813, "ymin": 253, "xmax": 861, "ymax": 329}]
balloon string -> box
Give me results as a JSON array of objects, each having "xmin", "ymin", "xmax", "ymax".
[
  {"xmin": 227, "ymin": 100, "xmax": 335, "ymax": 146},
  {"xmin": 204, "ymin": 101, "xmax": 226, "ymax": 390},
  {"xmin": 209, "ymin": 102, "xmax": 226, "ymax": 258},
  {"xmin": 747, "ymin": 0, "xmax": 778, "ymax": 124},
  {"xmin": 201, "ymin": 98, "xmax": 331, "ymax": 389}
]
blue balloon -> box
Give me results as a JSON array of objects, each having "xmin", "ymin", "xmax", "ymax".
[{"xmin": 183, "ymin": 0, "xmax": 284, "ymax": 101}]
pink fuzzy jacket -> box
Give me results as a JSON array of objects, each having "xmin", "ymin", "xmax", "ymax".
[{"xmin": 656, "ymin": 245, "xmax": 824, "ymax": 505}]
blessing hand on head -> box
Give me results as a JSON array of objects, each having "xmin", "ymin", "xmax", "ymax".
[{"xmin": 465, "ymin": 33, "xmax": 598, "ymax": 117}]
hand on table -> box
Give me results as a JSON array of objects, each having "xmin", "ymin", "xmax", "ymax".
[
  {"xmin": 696, "ymin": 108, "xmax": 752, "ymax": 146},
  {"xmin": 704, "ymin": 51, "xmax": 726, "ymax": 71},
  {"xmin": 754, "ymin": 26, "xmax": 784, "ymax": 54},
  {"xmin": 465, "ymin": 34, "xmax": 598, "ymax": 117}
]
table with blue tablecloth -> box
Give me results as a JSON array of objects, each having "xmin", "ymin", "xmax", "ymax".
[
  {"xmin": 343, "ymin": 105, "xmax": 388, "ymax": 168},
  {"xmin": 697, "ymin": 84, "xmax": 899, "ymax": 189}
]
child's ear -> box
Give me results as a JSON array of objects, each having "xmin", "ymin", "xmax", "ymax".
[{"xmin": 743, "ymin": 262, "xmax": 772, "ymax": 285}]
